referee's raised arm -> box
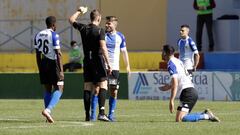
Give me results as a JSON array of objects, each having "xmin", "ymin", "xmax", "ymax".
[{"xmin": 69, "ymin": 6, "xmax": 88, "ymax": 25}]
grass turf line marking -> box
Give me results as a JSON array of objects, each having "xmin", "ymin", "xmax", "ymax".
[{"xmin": 0, "ymin": 121, "xmax": 93, "ymax": 129}]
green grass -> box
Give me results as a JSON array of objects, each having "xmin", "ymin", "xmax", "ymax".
[{"xmin": 0, "ymin": 100, "xmax": 239, "ymax": 135}]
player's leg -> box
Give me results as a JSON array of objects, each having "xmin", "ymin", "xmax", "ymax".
[
  {"xmin": 179, "ymin": 88, "xmax": 220, "ymax": 122},
  {"xmin": 46, "ymin": 83, "xmax": 63, "ymax": 111},
  {"xmin": 45, "ymin": 59, "xmax": 64, "ymax": 112},
  {"xmin": 93, "ymin": 56, "xmax": 109, "ymax": 121},
  {"xmin": 83, "ymin": 62, "xmax": 95, "ymax": 121},
  {"xmin": 97, "ymin": 80, "xmax": 109, "ymax": 121},
  {"xmin": 40, "ymin": 59, "xmax": 55, "ymax": 123},
  {"xmin": 196, "ymin": 15, "xmax": 204, "ymax": 51},
  {"xmin": 42, "ymin": 59, "xmax": 64, "ymax": 123},
  {"xmin": 90, "ymin": 83, "xmax": 99, "ymax": 121},
  {"xmin": 39, "ymin": 59, "xmax": 52, "ymax": 108},
  {"xmin": 42, "ymin": 83, "xmax": 63, "ymax": 123},
  {"xmin": 177, "ymin": 87, "xmax": 203, "ymax": 122},
  {"xmin": 108, "ymin": 89, "xmax": 117, "ymax": 121},
  {"xmin": 84, "ymin": 82, "xmax": 93, "ymax": 121},
  {"xmin": 43, "ymin": 85, "xmax": 52, "ymax": 108},
  {"xmin": 205, "ymin": 14, "xmax": 214, "ymax": 51},
  {"xmin": 108, "ymin": 70, "xmax": 120, "ymax": 121}
]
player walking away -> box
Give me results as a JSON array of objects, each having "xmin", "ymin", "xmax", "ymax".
[
  {"xmin": 34, "ymin": 16, "xmax": 64, "ymax": 123},
  {"xmin": 160, "ymin": 44, "xmax": 220, "ymax": 122},
  {"xmin": 90, "ymin": 16, "xmax": 131, "ymax": 122},
  {"xmin": 177, "ymin": 24, "xmax": 200, "ymax": 78},
  {"xmin": 69, "ymin": 7, "xmax": 112, "ymax": 121}
]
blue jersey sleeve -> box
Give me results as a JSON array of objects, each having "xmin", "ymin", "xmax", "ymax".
[
  {"xmin": 188, "ymin": 38, "xmax": 198, "ymax": 52},
  {"xmin": 52, "ymin": 32, "xmax": 60, "ymax": 49},
  {"xmin": 168, "ymin": 61, "xmax": 178, "ymax": 76},
  {"xmin": 117, "ymin": 32, "xmax": 126, "ymax": 48}
]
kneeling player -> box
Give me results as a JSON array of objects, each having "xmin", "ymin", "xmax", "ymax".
[{"xmin": 160, "ymin": 44, "xmax": 220, "ymax": 122}]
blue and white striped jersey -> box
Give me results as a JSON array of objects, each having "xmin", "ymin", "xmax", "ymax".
[
  {"xmin": 168, "ymin": 57, "xmax": 194, "ymax": 92},
  {"xmin": 177, "ymin": 36, "xmax": 198, "ymax": 70},
  {"xmin": 34, "ymin": 29, "xmax": 61, "ymax": 60},
  {"xmin": 105, "ymin": 31, "xmax": 126, "ymax": 70}
]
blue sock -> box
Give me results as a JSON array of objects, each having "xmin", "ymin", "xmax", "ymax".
[
  {"xmin": 108, "ymin": 97, "xmax": 117, "ymax": 118},
  {"xmin": 47, "ymin": 90, "xmax": 62, "ymax": 110},
  {"xmin": 182, "ymin": 113, "xmax": 206, "ymax": 122},
  {"xmin": 44, "ymin": 91, "xmax": 52, "ymax": 108},
  {"xmin": 90, "ymin": 95, "xmax": 98, "ymax": 120}
]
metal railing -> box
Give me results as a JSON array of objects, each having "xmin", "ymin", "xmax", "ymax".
[{"xmin": 0, "ymin": 19, "xmax": 89, "ymax": 52}]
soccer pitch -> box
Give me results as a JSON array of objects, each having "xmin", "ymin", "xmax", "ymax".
[{"xmin": 0, "ymin": 100, "xmax": 239, "ymax": 135}]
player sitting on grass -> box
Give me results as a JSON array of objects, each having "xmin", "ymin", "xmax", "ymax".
[{"xmin": 160, "ymin": 44, "xmax": 220, "ymax": 122}]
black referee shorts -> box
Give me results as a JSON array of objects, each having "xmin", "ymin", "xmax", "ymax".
[
  {"xmin": 177, "ymin": 87, "xmax": 198, "ymax": 113},
  {"xmin": 83, "ymin": 56, "xmax": 108, "ymax": 84}
]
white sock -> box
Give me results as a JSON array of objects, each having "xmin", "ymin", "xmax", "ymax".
[{"xmin": 203, "ymin": 114, "xmax": 210, "ymax": 119}]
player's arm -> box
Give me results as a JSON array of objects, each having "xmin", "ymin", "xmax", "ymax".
[
  {"xmin": 207, "ymin": 0, "xmax": 216, "ymax": 9},
  {"xmin": 121, "ymin": 48, "xmax": 131, "ymax": 73},
  {"xmin": 55, "ymin": 49, "xmax": 64, "ymax": 80},
  {"xmin": 169, "ymin": 77, "xmax": 178, "ymax": 113},
  {"xmin": 35, "ymin": 49, "xmax": 42, "ymax": 71},
  {"xmin": 100, "ymin": 40, "xmax": 111, "ymax": 73},
  {"xmin": 99, "ymin": 29, "xmax": 111, "ymax": 73},
  {"xmin": 52, "ymin": 33, "xmax": 64, "ymax": 80},
  {"xmin": 159, "ymin": 83, "xmax": 171, "ymax": 91},
  {"xmin": 193, "ymin": 0, "xmax": 200, "ymax": 10},
  {"xmin": 34, "ymin": 35, "xmax": 41, "ymax": 71},
  {"xmin": 193, "ymin": 53, "xmax": 200, "ymax": 71},
  {"xmin": 189, "ymin": 40, "xmax": 200, "ymax": 71},
  {"xmin": 69, "ymin": 6, "xmax": 88, "ymax": 25}
]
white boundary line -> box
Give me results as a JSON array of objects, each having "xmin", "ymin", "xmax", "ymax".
[{"xmin": 0, "ymin": 120, "xmax": 94, "ymax": 129}]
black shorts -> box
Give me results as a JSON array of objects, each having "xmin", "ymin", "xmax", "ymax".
[
  {"xmin": 39, "ymin": 58, "xmax": 62, "ymax": 85},
  {"xmin": 108, "ymin": 70, "xmax": 120, "ymax": 89},
  {"xmin": 177, "ymin": 87, "xmax": 198, "ymax": 113},
  {"xmin": 83, "ymin": 56, "xmax": 107, "ymax": 83}
]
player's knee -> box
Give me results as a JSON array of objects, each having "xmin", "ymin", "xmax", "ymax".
[
  {"xmin": 84, "ymin": 82, "xmax": 94, "ymax": 90},
  {"xmin": 110, "ymin": 89, "xmax": 118, "ymax": 98},
  {"xmin": 109, "ymin": 85, "xmax": 118, "ymax": 96},
  {"xmin": 109, "ymin": 84, "xmax": 118, "ymax": 91},
  {"xmin": 99, "ymin": 80, "xmax": 108, "ymax": 90}
]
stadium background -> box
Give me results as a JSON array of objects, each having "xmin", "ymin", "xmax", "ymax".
[{"xmin": 0, "ymin": 0, "xmax": 240, "ymax": 100}]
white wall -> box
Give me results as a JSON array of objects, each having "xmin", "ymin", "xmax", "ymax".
[{"xmin": 167, "ymin": 0, "xmax": 240, "ymax": 52}]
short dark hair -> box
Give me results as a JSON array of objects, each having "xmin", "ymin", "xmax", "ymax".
[
  {"xmin": 180, "ymin": 24, "xmax": 190, "ymax": 29},
  {"xmin": 163, "ymin": 44, "xmax": 175, "ymax": 55},
  {"xmin": 106, "ymin": 16, "xmax": 118, "ymax": 22},
  {"xmin": 70, "ymin": 40, "xmax": 77, "ymax": 47},
  {"xmin": 45, "ymin": 16, "xmax": 56, "ymax": 28},
  {"xmin": 90, "ymin": 9, "xmax": 101, "ymax": 22}
]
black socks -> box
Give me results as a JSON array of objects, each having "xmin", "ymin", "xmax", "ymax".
[{"xmin": 98, "ymin": 88, "xmax": 107, "ymax": 115}]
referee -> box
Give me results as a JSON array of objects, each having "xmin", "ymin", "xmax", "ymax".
[{"xmin": 69, "ymin": 7, "xmax": 111, "ymax": 121}]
